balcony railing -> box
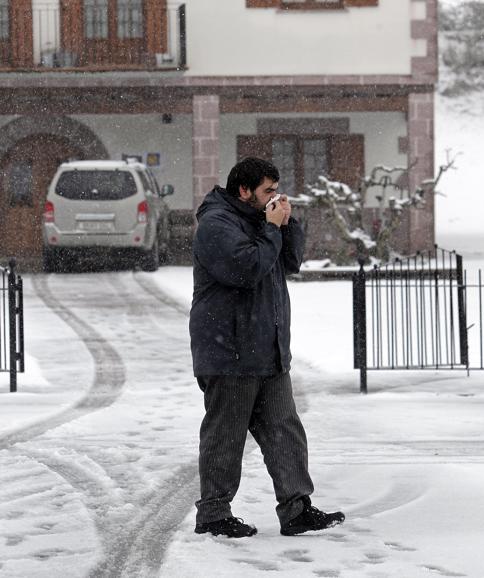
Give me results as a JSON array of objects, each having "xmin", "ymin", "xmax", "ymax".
[{"xmin": 0, "ymin": 2, "xmax": 186, "ymax": 71}]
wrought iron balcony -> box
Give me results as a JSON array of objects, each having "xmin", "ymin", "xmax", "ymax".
[{"xmin": 0, "ymin": 1, "xmax": 186, "ymax": 71}]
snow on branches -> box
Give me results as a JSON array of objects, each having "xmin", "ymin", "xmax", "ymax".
[{"xmin": 296, "ymin": 153, "xmax": 457, "ymax": 264}]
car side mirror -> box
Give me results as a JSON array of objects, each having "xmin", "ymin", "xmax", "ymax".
[{"xmin": 160, "ymin": 184, "xmax": 174, "ymax": 197}]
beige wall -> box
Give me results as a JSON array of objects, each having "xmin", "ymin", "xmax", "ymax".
[
  {"xmin": 185, "ymin": 0, "xmax": 415, "ymax": 76},
  {"xmin": 71, "ymin": 114, "xmax": 193, "ymax": 210}
]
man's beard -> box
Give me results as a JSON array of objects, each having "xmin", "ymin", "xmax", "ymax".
[{"xmin": 247, "ymin": 191, "xmax": 264, "ymax": 212}]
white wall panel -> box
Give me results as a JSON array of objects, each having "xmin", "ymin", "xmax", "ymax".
[
  {"xmin": 72, "ymin": 114, "xmax": 193, "ymax": 210},
  {"xmin": 185, "ymin": 0, "xmax": 412, "ymax": 76}
]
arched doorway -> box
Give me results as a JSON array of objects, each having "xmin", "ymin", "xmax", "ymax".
[{"xmin": 0, "ymin": 135, "xmax": 84, "ymax": 259}]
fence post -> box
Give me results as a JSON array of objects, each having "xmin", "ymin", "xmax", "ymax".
[
  {"xmin": 178, "ymin": 4, "xmax": 186, "ymax": 68},
  {"xmin": 18, "ymin": 275, "xmax": 24, "ymax": 373},
  {"xmin": 8, "ymin": 259, "xmax": 17, "ymax": 393},
  {"xmin": 353, "ymin": 260, "xmax": 367, "ymax": 393},
  {"xmin": 456, "ymin": 254, "xmax": 469, "ymax": 368}
]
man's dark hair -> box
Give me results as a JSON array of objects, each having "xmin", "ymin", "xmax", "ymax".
[{"xmin": 226, "ymin": 157, "xmax": 279, "ymax": 197}]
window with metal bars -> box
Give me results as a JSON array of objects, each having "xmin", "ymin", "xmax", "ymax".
[
  {"xmin": 117, "ymin": 0, "xmax": 143, "ymax": 39},
  {"xmin": 271, "ymin": 137, "xmax": 330, "ymax": 197},
  {"xmin": 84, "ymin": 0, "xmax": 108, "ymax": 39}
]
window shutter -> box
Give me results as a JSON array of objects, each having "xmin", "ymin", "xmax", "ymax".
[
  {"xmin": 246, "ymin": 0, "xmax": 280, "ymax": 7},
  {"xmin": 10, "ymin": 0, "xmax": 33, "ymax": 66},
  {"xmin": 145, "ymin": 0, "xmax": 167, "ymax": 54},
  {"xmin": 246, "ymin": 0, "xmax": 378, "ymax": 7},
  {"xmin": 60, "ymin": 0, "xmax": 83, "ymax": 56},
  {"xmin": 345, "ymin": 0, "xmax": 378, "ymax": 6},
  {"xmin": 281, "ymin": 1, "xmax": 344, "ymax": 10},
  {"xmin": 237, "ymin": 135, "xmax": 273, "ymax": 162},
  {"xmin": 329, "ymin": 134, "xmax": 365, "ymax": 191}
]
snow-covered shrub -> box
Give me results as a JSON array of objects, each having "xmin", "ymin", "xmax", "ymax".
[{"xmin": 293, "ymin": 157, "xmax": 456, "ymax": 265}]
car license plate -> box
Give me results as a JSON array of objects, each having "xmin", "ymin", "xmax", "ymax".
[{"xmin": 78, "ymin": 221, "xmax": 112, "ymax": 231}]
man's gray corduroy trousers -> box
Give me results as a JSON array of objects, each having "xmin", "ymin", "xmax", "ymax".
[{"xmin": 196, "ymin": 372, "xmax": 314, "ymax": 526}]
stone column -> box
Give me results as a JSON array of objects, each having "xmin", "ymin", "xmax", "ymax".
[
  {"xmin": 192, "ymin": 95, "xmax": 220, "ymax": 212},
  {"xmin": 407, "ymin": 91, "xmax": 435, "ymax": 253}
]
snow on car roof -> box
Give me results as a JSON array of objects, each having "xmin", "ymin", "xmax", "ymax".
[{"xmin": 60, "ymin": 160, "xmax": 146, "ymax": 170}]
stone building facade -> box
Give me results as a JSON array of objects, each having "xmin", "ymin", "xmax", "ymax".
[{"xmin": 0, "ymin": 0, "xmax": 437, "ymax": 266}]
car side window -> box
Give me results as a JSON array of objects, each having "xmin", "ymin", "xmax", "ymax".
[
  {"xmin": 146, "ymin": 168, "xmax": 162, "ymax": 197},
  {"xmin": 136, "ymin": 169, "xmax": 152, "ymax": 194}
]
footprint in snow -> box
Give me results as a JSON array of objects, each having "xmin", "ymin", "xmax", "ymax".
[
  {"xmin": 313, "ymin": 570, "xmax": 340, "ymax": 578},
  {"xmin": 5, "ymin": 511, "xmax": 24, "ymax": 520},
  {"xmin": 384, "ymin": 541, "xmax": 417, "ymax": 552},
  {"xmin": 6, "ymin": 535, "xmax": 24, "ymax": 546},
  {"xmin": 242, "ymin": 496, "xmax": 261, "ymax": 504},
  {"xmin": 232, "ymin": 558, "xmax": 279, "ymax": 571},
  {"xmin": 421, "ymin": 565, "xmax": 467, "ymax": 577},
  {"xmin": 33, "ymin": 548, "xmax": 65, "ymax": 561},
  {"xmin": 324, "ymin": 532, "xmax": 348, "ymax": 543},
  {"xmin": 362, "ymin": 551, "xmax": 387, "ymax": 565},
  {"xmin": 281, "ymin": 549, "xmax": 314, "ymax": 563},
  {"xmin": 36, "ymin": 522, "xmax": 56, "ymax": 531},
  {"xmin": 344, "ymin": 522, "xmax": 372, "ymax": 534}
]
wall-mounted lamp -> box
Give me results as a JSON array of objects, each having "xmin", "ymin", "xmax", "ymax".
[{"xmin": 162, "ymin": 113, "xmax": 173, "ymax": 124}]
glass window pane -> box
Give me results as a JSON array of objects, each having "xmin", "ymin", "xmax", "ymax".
[
  {"xmin": 84, "ymin": 0, "xmax": 108, "ymax": 39},
  {"xmin": 9, "ymin": 162, "xmax": 33, "ymax": 207},
  {"xmin": 118, "ymin": 0, "xmax": 143, "ymax": 39},
  {"xmin": 136, "ymin": 168, "xmax": 151, "ymax": 192},
  {"xmin": 55, "ymin": 170, "xmax": 138, "ymax": 200},
  {"xmin": 0, "ymin": 0, "xmax": 9, "ymax": 40},
  {"xmin": 272, "ymin": 139, "xmax": 296, "ymax": 196},
  {"xmin": 303, "ymin": 139, "xmax": 329, "ymax": 187}
]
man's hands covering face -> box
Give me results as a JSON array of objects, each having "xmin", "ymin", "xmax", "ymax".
[{"xmin": 265, "ymin": 194, "xmax": 291, "ymax": 228}]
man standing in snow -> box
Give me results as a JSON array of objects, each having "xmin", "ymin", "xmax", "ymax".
[{"xmin": 189, "ymin": 157, "xmax": 345, "ymax": 538}]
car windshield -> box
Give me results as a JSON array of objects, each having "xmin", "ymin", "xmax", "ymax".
[{"xmin": 55, "ymin": 170, "xmax": 137, "ymax": 200}]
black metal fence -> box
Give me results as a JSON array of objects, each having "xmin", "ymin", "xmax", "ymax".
[
  {"xmin": 0, "ymin": 260, "xmax": 24, "ymax": 392},
  {"xmin": 353, "ymin": 246, "xmax": 483, "ymax": 393}
]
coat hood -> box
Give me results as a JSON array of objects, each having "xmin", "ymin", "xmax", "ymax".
[{"xmin": 196, "ymin": 186, "xmax": 265, "ymax": 224}]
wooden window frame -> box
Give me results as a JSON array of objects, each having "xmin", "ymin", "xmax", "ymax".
[
  {"xmin": 246, "ymin": 0, "xmax": 378, "ymax": 8},
  {"xmin": 271, "ymin": 134, "xmax": 332, "ymax": 194},
  {"xmin": 281, "ymin": 1, "xmax": 345, "ymax": 11},
  {"xmin": 237, "ymin": 133, "xmax": 365, "ymax": 192},
  {"xmin": 60, "ymin": 0, "xmax": 166, "ymax": 66}
]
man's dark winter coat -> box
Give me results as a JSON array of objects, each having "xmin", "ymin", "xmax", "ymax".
[{"xmin": 189, "ymin": 186, "xmax": 305, "ymax": 377}]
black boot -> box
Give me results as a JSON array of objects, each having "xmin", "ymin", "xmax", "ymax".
[
  {"xmin": 195, "ymin": 516, "xmax": 258, "ymax": 538},
  {"xmin": 281, "ymin": 496, "xmax": 345, "ymax": 536}
]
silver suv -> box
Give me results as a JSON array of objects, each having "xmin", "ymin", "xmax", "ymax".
[{"xmin": 42, "ymin": 159, "xmax": 173, "ymax": 272}]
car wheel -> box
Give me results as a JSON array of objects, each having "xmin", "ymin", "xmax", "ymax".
[
  {"xmin": 141, "ymin": 238, "xmax": 159, "ymax": 272},
  {"xmin": 42, "ymin": 248, "xmax": 57, "ymax": 273}
]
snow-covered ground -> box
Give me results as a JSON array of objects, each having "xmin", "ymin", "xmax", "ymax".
[
  {"xmin": 2, "ymin": 52, "xmax": 484, "ymax": 578},
  {"xmin": 1, "ymin": 250, "xmax": 484, "ymax": 578}
]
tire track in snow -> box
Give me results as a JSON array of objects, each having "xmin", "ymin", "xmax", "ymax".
[
  {"xmin": 9, "ymin": 446, "xmax": 195, "ymax": 578},
  {"xmin": 79, "ymin": 272, "xmax": 200, "ymax": 576},
  {"xmin": 88, "ymin": 464, "xmax": 199, "ymax": 578},
  {"xmin": 2, "ymin": 272, "xmax": 199, "ymax": 577},
  {"xmin": 132, "ymin": 271, "xmax": 191, "ymax": 316},
  {"xmin": 2, "ymin": 271, "xmax": 312, "ymax": 576},
  {"xmin": 28, "ymin": 272, "xmax": 199, "ymax": 577},
  {"xmin": 0, "ymin": 274, "xmax": 127, "ymax": 450}
]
